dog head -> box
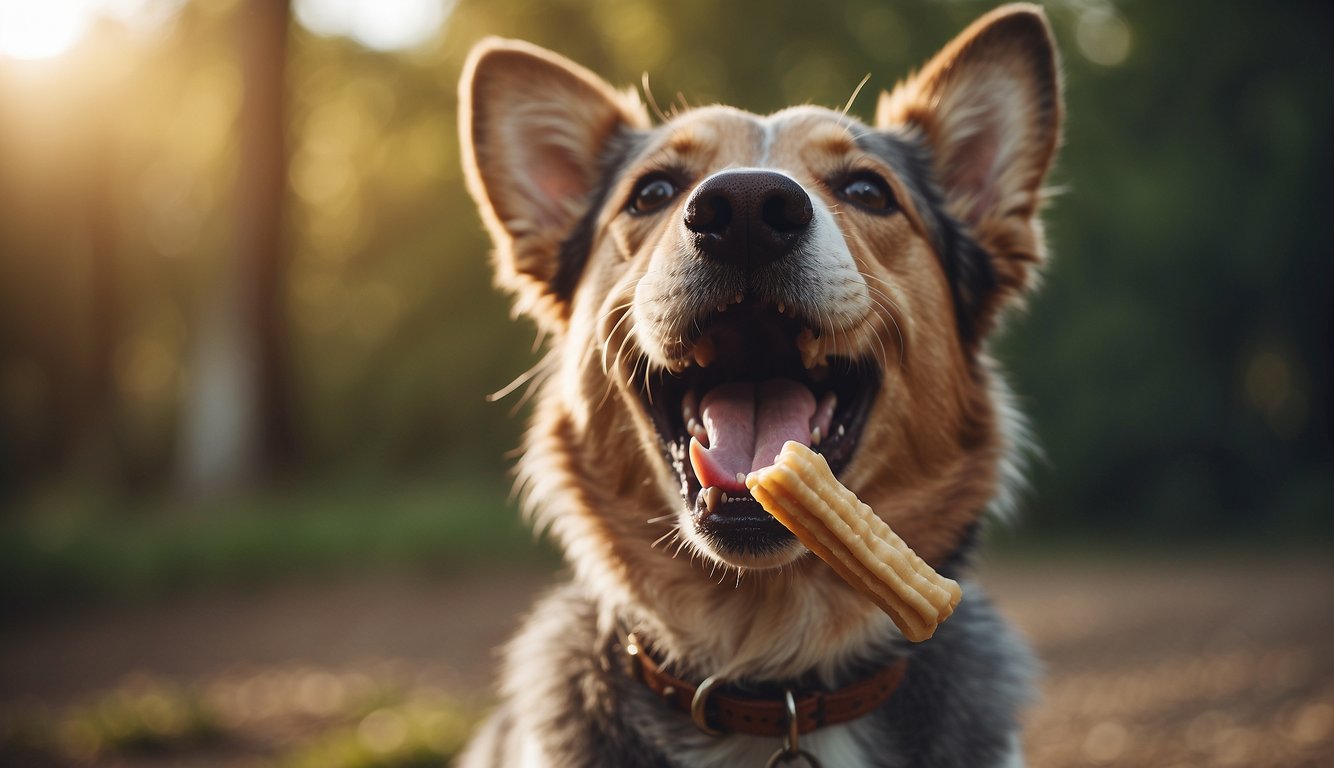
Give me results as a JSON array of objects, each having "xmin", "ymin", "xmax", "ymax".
[{"xmin": 460, "ymin": 5, "xmax": 1060, "ymax": 588}]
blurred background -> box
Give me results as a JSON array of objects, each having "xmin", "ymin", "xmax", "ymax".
[{"xmin": 0, "ymin": 0, "xmax": 1330, "ymax": 766}]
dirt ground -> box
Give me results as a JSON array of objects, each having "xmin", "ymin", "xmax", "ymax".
[{"xmin": 2, "ymin": 556, "xmax": 1332, "ymax": 767}]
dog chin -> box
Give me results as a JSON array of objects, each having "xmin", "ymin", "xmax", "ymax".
[{"xmin": 679, "ymin": 516, "xmax": 809, "ymax": 571}]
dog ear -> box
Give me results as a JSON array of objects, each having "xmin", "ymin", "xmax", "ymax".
[
  {"xmin": 459, "ymin": 39, "xmax": 649, "ymax": 330},
  {"xmin": 876, "ymin": 4, "xmax": 1062, "ymax": 338}
]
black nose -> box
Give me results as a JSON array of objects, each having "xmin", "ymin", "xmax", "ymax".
[{"xmin": 683, "ymin": 170, "xmax": 813, "ymax": 269}]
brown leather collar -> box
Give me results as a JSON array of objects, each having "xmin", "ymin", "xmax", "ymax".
[{"xmin": 622, "ymin": 632, "xmax": 908, "ymax": 738}]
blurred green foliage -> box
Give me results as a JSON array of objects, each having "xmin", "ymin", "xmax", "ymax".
[
  {"xmin": 0, "ymin": 0, "xmax": 1329, "ymax": 557},
  {"xmin": 283, "ymin": 695, "xmax": 479, "ymax": 768},
  {"xmin": 1, "ymin": 678, "xmax": 221, "ymax": 764},
  {"xmin": 0, "ymin": 670, "xmax": 481, "ymax": 767},
  {"xmin": 0, "ymin": 477, "xmax": 550, "ymax": 609}
]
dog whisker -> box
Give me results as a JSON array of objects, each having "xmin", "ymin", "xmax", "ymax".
[
  {"xmin": 645, "ymin": 513, "xmax": 676, "ymax": 525},
  {"xmin": 651, "ymin": 526, "xmax": 680, "ymax": 550},
  {"xmin": 486, "ymin": 355, "xmax": 551, "ymax": 403},
  {"xmin": 596, "ymin": 299, "xmax": 638, "ymax": 329},
  {"xmin": 596, "ymin": 275, "xmax": 642, "ymax": 329},
  {"xmin": 840, "ymin": 72, "xmax": 873, "ymax": 117},
  {"xmin": 488, "ymin": 356, "xmax": 558, "ymax": 417},
  {"xmin": 593, "ymin": 290, "xmax": 649, "ymax": 411},
  {"xmin": 596, "ymin": 284, "xmax": 643, "ymax": 375},
  {"xmin": 601, "ymin": 304, "xmax": 637, "ymax": 376},
  {"xmin": 641, "ymin": 72, "xmax": 670, "ymax": 124},
  {"xmin": 879, "ymin": 299, "xmax": 906, "ymax": 370},
  {"xmin": 631, "ymin": 350, "xmax": 654, "ymax": 403},
  {"xmin": 596, "ymin": 338, "xmax": 634, "ymax": 411},
  {"xmin": 513, "ymin": 363, "xmax": 558, "ymax": 413},
  {"xmin": 863, "ymin": 290, "xmax": 902, "ymax": 370},
  {"xmin": 862, "ymin": 272, "xmax": 909, "ymax": 369},
  {"xmin": 601, "ymin": 297, "xmax": 637, "ymax": 315}
]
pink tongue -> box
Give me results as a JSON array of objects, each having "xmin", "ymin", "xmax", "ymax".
[{"xmin": 688, "ymin": 379, "xmax": 816, "ymax": 494}]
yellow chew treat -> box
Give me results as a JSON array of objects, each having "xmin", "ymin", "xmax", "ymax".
[{"xmin": 746, "ymin": 441, "xmax": 963, "ymax": 642}]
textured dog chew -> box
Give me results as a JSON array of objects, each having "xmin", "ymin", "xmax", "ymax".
[{"xmin": 746, "ymin": 441, "xmax": 962, "ymax": 642}]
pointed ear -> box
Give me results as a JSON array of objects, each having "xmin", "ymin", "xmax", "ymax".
[
  {"xmin": 877, "ymin": 4, "xmax": 1062, "ymax": 336},
  {"xmin": 459, "ymin": 38, "xmax": 649, "ymax": 330}
]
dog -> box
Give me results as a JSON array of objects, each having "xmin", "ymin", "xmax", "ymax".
[{"xmin": 456, "ymin": 4, "xmax": 1061, "ymax": 765}]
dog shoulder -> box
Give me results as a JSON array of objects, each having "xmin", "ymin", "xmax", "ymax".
[
  {"xmin": 880, "ymin": 582, "xmax": 1037, "ymax": 766},
  {"xmin": 468, "ymin": 582, "xmax": 674, "ymax": 767}
]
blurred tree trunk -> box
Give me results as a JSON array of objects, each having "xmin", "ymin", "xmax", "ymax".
[
  {"xmin": 69, "ymin": 30, "xmax": 133, "ymax": 490},
  {"xmin": 78, "ymin": 131, "xmax": 122, "ymax": 484},
  {"xmin": 179, "ymin": 0, "xmax": 297, "ymax": 496}
]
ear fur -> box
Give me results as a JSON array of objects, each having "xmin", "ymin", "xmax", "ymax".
[
  {"xmin": 459, "ymin": 39, "xmax": 650, "ymax": 330},
  {"xmin": 877, "ymin": 4, "xmax": 1062, "ymax": 336}
]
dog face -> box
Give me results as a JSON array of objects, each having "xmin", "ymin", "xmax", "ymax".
[{"xmin": 460, "ymin": 6, "xmax": 1060, "ymax": 584}]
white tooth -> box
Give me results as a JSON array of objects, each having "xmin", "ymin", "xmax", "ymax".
[
  {"xmin": 720, "ymin": 492, "xmax": 729, "ymax": 504},
  {"xmin": 736, "ymin": 472, "xmax": 746, "ymax": 486},
  {"xmin": 693, "ymin": 336, "xmax": 715, "ymax": 368},
  {"xmin": 703, "ymin": 486, "xmax": 722, "ymax": 514},
  {"xmin": 811, "ymin": 426, "xmax": 822, "ymax": 446},
  {"xmin": 688, "ymin": 418, "xmax": 708, "ymax": 444},
  {"xmin": 818, "ymin": 391, "xmax": 837, "ymax": 417},
  {"xmin": 837, "ymin": 424, "xmax": 845, "ymax": 437}
]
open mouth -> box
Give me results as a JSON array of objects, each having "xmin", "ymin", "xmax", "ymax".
[{"xmin": 637, "ymin": 301, "xmax": 881, "ymax": 559}]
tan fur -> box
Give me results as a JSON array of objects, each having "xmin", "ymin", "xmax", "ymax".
[
  {"xmin": 877, "ymin": 3, "xmax": 1062, "ymax": 337},
  {"xmin": 460, "ymin": 3, "xmax": 1059, "ymax": 686}
]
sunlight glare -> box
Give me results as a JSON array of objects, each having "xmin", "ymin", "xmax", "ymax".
[
  {"xmin": 0, "ymin": 0, "xmax": 183, "ymax": 61},
  {"xmin": 100, "ymin": 0, "xmax": 187, "ymax": 31},
  {"xmin": 1076, "ymin": 7, "xmax": 1132, "ymax": 67},
  {"xmin": 295, "ymin": 0, "xmax": 455, "ymax": 53},
  {"xmin": 0, "ymin": 0, "xmax": 92, "ymax": 60}
]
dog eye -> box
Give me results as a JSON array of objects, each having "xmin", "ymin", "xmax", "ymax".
[
  {"xmin": 838, "ymin": 176, "xmax": 894, "ymax": 212},
  {"xmin": 630, "ymin": 177, "xmax": 678, "ymax": 214}
]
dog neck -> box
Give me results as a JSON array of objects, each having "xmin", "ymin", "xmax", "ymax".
[{"xmin": 598, "ymin": 556, "xmax": 908, "ymax": 687}]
